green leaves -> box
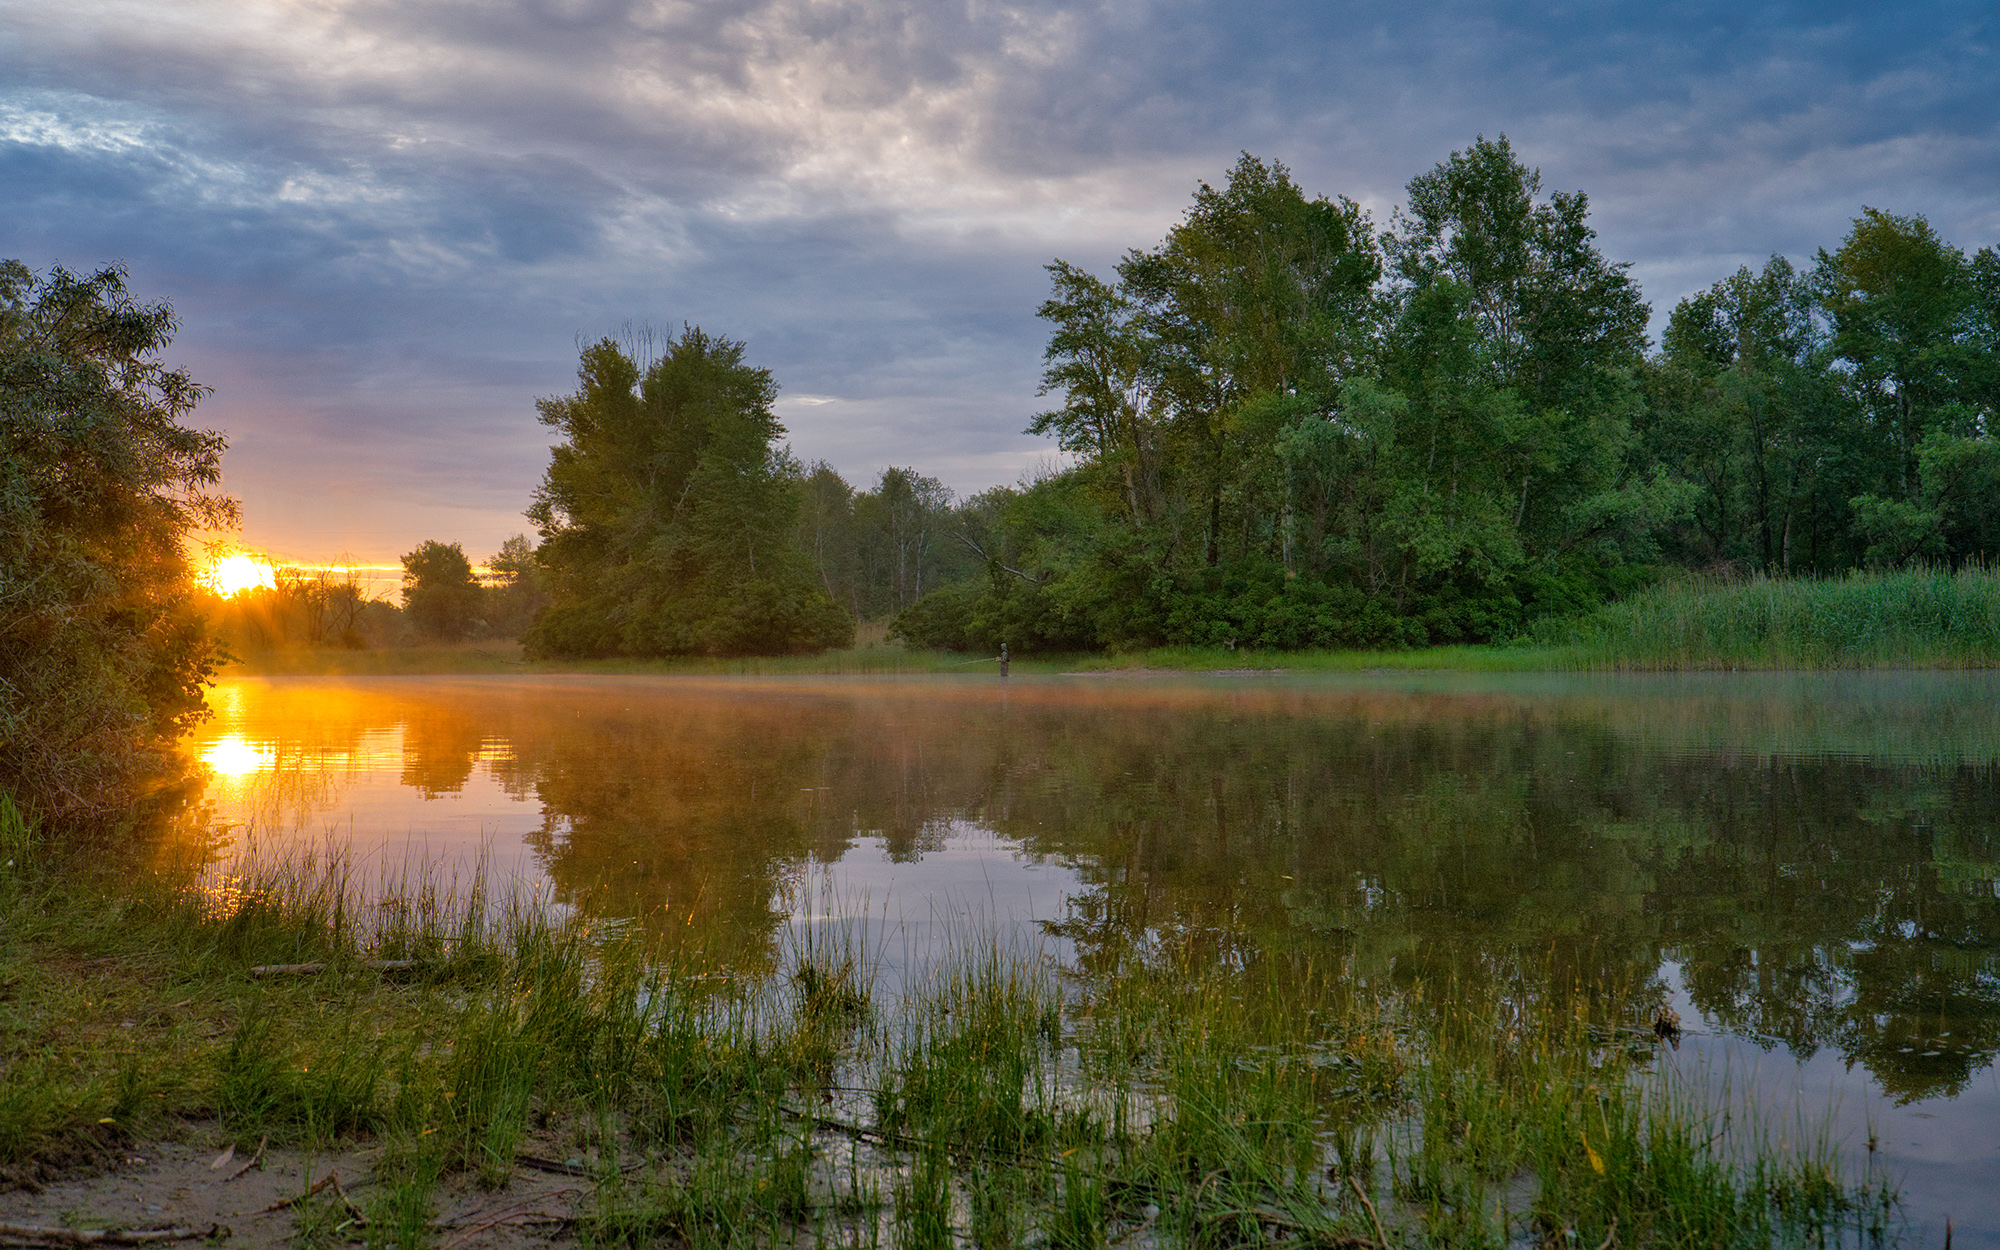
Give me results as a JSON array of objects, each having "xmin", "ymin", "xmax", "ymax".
[
  {"xmin": 0, "ymin": 261, "xmax": 230, "ymax": 823},
  {"xmin": 524, "ymin": 329, "xmax": 853, "ymax": 658}
]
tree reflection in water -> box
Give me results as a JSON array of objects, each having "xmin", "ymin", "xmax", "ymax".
[{"xmin": 185, "ymin": 672, "xmax": 2000, "ymax": 1103}]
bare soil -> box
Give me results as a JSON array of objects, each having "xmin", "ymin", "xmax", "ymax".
[{"xmin": 0, "ymin": 1128, "xmax": 586, "ymax": 1249}]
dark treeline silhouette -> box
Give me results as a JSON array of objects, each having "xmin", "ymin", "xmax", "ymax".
[{"xmin": 203, "ymin": 536, "xmax": 546, "ymax": 650}]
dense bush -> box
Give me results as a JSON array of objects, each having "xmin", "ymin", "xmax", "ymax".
[{"xmin": 0, "ymin": 262, "xmax": 229, "ymax": 822}]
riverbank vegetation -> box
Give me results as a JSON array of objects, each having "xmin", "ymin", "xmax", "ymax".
[
  {"xmin": 0, "ymin": 801, "xmax": 1896, "ymax": 1246},
  {"xmin": 212, "ymin": 564, "xmax": 2000, "ymax": 677}
]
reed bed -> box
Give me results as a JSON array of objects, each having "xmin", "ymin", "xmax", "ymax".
[
  {"xmin": 0, "ymin": 801, "xmax": 1899, "ymax": 1247},
  {"xmin": 1536, "ymin": 565, "xmax": 2000, "ymax": 670}
]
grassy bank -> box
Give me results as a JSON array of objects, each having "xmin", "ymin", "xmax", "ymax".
[
  {"xmin": 221, "ymin": 568, "xmax": 2000, "ymax": 679},
  {"xmin": 1, "ymin": 798, "xmax": 1895, "ymax": 1247}
]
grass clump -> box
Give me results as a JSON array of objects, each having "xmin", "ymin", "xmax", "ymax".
[{"xmin": 0, "ymin": 796, "xmax": 1899, "ymax": 1246}]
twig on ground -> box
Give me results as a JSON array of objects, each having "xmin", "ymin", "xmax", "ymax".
[
  {"xmin": 513, "ymin": 1153, "xmax": 641, "ymax": 1178},
  {"xmin": 247, "ymin": 959, "xmax": 422, "ymax": 978},
  {"xmin": 223, "ymin": 1136, "xmax": 266, "ymax": 1182},
  {"xmin": 437, "ymin": 1192, "xmax": 580, "ymax": 1250},
  {"xmin": 0, "ymin": 1225, "xmax": 227, "ymax": 1247},
  {"xmin": 253, "ymin": 1170, "xmax": 338, "ymax": 1216},
  {"xmin": 328, "ymin": 1174, "xmax": 366, "ymax": 1225},
  {"xmin": 1197, "ymin": 1208, "xmax": 1374, "ymax": 1247}
]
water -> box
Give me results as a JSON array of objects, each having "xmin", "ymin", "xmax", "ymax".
[{"xmin": 180, "ymin": 670, "xmax": 2000, "ymax": 1242}]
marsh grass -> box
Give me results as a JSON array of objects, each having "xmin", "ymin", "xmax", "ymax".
[
  {"xmin": 0, "ymin": 802, "xmax": 1897, "ymax": 1246},
  {"xmin": 1534, "ymin": 565, "xmax": 2000, "ymax": 670}
]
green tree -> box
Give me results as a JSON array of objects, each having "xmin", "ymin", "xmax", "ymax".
[
  {"xmin": 525, "ymin": 329, "xmax": 853, "ymax": 657},
  {"xmin": 797, "ymin": 461, "xmax": 858, "ymax": 611},
  {"xmin": 1382, "ymin": 135, "xmax": 1655, "ymax": 579},
  {"xmin": 1645, "ymin": 257, "xmax": 1855, "ymax": 573},
  {"xmin": 0, "ymin": 261, "xmax": 232, "ymax": 822},
  {"xmin": 852, "ymin": 467, "xmax": 956, "ymax": 614},
  {"xmin": 401, "ymin": 540, "xmax": 482, "ymax": 641},
  {"xmin": 1022, "ymin": 154, "xmax": 1389, "ymax": 647},
  {"xmin": 1816, "ymin": 209, "xmax": 2000, "ymax": 566}
]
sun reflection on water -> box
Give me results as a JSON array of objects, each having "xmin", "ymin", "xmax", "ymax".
[{"xmin": 202, "ymin": 734, "xmax": 275, "ymax": 777}]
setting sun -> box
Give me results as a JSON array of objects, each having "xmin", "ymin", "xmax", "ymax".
[{"xmin": 206, "ymin": 553, "xmax": 275, "ymax": 597}]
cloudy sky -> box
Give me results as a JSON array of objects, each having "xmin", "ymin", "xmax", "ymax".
[{"xmin": 5, "ymin": 0, "xmax": 1995, "ymax": 568}]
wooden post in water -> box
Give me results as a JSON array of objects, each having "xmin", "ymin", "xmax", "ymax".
[{"xmin": 999, "ymin": 642, "xmax": 1009, "ymax": 677}]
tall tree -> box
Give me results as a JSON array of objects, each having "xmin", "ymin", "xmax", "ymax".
[
  {"xmin": 796, "ymin": 461, "xmax": 857, "ymax": 609},
  {"xmin": 1384, "ymin": 135, "xmax": 1653, "ymax": 566},
  {"xmin": 525, "ymin": 329, "xmax": 853, "ymax": 656},
  {"xmin": 1816, "ymin": 210, "xmax": 2000, "ymax": 566},
  {"xmin": 0, "ymin": 261, "xmax": 232, "ymax": 821},
  {"xmin": 483, "ymin": 534, "xmax": 546, "ymax": 636}
]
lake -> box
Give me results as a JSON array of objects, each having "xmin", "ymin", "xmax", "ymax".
[{"xmin": 179, "ymin": 671, "xmax": 2000, "ymax": 1243}]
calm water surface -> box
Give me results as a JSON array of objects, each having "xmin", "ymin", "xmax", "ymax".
[{"xmin": 182, "ymin": 671, "xmax": 2000, "ymax": 1243}]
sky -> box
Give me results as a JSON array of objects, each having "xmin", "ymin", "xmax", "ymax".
[{"xmin": 5, "ymin": 0, "xmax": 1996, "ymax": 569}]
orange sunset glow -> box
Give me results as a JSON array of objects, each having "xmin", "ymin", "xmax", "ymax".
[{"xmin": 204, "ymin": 553, "xmax": 276, "ymax": 597}]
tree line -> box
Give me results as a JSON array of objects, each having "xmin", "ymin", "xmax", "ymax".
[{"xmin": 521, "ymin": 136, "xmax": 1999, "ymax": 658}]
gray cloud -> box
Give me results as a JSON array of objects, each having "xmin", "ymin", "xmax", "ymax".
[{"xmin": 3, "ymin": 0, "xmax": 1995, "ymax": 561}]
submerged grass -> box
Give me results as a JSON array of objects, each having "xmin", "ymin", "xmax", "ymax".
[{"xmin": 0, "ymin": 796, "xmax": 1899, "ymax": 1246}]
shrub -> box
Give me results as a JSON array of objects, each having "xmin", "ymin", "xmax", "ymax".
[{"xmin": 0, "ymin": 262, "xmax": 230, "ymax": 823}]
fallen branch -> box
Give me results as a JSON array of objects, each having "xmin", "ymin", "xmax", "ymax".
[
  {"xmin": 437, "ymin": 1194, "xmax": 579, "ymax": 1250},
  {"xmin": 0, "ymin": 1225, "xmax": 227, "ymax": 1247},
  {"xmin": 512, "ymin": 1153, "xmax": 642, "ymax": 1178},
  {"xmin": 1196, "ymin": 1208, "xmax": 1374, "ymax": 1247},
  {"xmin": 328, "ymin": 1174, "xmax": 366, "ymax": 1226},
  {"xmin": 253, "ymin": 1171, "xmax": 338, "ymax": 1216}
]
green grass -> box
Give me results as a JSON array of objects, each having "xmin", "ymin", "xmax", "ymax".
[{"xmin": 0, "ymin": 797, "xmax": 1899, "ymax": 1246}]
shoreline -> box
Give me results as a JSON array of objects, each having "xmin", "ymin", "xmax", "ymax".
[{"xmin": 217, "ymin": 639, "xmax": 2000, "ymax": 679}]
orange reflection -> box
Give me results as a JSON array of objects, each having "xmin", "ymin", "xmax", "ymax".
[{"xmin": 202, "ymin": 734, "xmax": 275, "ymax": 777}]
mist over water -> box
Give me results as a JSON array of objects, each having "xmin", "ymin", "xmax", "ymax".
[{"xmin": 180, "ymin": 671, "xmax": 2000, "ymax": 1241}]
